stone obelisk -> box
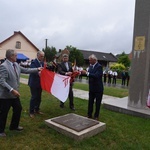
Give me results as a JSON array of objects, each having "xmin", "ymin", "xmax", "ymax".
[{"xmin": 128, "ymin": 0, "xmax": 150, "ymax": 109}]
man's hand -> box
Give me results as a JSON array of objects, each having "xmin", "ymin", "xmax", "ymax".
[
  {"xmin": 37, "ymin": 67, "xmax": 43, "ymax": 71},
  {"xmin": 81, "ymin": 70, "xmax": 87, "ymax": 75},
  {"xmin": 11, "ymin": 89, "xmax": 20, "ymax": 97},
  {"xmin": 66, "ymin": 72, "xmax": 72, "ymax": 76}
]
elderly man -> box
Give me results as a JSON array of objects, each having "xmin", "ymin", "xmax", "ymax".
[
  {"xmin": 0, "ymin": 49, "xmax": 42, "ymax": 137},
  {"xmin": 82, "ymin": 54, "xmax": 103, "ymax": 120},
  {"xmin": 28, "ymin": 51, "xmax": 45, "ymax": 118}
]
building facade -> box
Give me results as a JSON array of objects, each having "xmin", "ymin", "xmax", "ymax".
[{"xmin": 0, "ymin": 31, "xmax": 39, "ymax": 60}]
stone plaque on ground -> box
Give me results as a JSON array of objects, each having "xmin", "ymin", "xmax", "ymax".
[
  {"xmin": 45, "ymin": 113, "xmax": 106, "ymax": 140},
  {"xmin": 51, "ymin": 113, "xmax": 99, "ymax": 132}
]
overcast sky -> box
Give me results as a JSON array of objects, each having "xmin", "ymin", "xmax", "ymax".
[{"xmin": 0, "ymin": 0, "xmax": 135, "ymax": 54}]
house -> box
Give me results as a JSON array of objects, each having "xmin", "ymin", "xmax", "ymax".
[
  {"xmin": 54, "ymin": 49, "xmax": 118, "ymax": 68},
  {"xmin": 79, "ymin": 50, "xmax": 118, "ymax": 67},
  {"xmin": 0, "ymin": 31, "xmax": 39, "ymax": 60}
]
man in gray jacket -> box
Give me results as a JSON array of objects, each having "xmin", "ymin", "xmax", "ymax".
[{"xmin": 0, "ymin": 49, "xmax": 43, "ymax": 137}]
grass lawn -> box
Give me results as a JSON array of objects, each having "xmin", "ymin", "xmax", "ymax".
[
  {"xmin": 0, "ymin": 83, "xmax": 149, "ymax": 149},
  {"xmin": 74, "ymin": 82, "xmax": 128, "ymax": 98}
]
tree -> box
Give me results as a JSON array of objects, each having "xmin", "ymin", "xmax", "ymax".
[
  {"xmin": 110, "ymin": 63, "xmax": 125, "ymax": 71},
  {"xmin": 65, "ymin": 45, "xmax": 84, "ymax": 66},
  {"xmin": 117, "ymin": 52, "xmax": 131, "ymax": 68},
  {"xmin": 42, "ymin": 46, "xmax": 57, "ymax": 62},
  {"xmin": 110, "ymin": 63, "xmax": 126, "ymax": 79}
]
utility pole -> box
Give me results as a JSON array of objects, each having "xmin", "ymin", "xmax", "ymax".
[{"xmin": 45, "ymin": 39, "xmax": 48, "ymax": 49}]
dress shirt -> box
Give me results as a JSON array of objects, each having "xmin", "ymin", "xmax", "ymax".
[{"xmin": 65, "ymin": 62, "xmax": 69, "ymax": 71}]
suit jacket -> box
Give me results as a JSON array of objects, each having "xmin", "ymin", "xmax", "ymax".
[
  {"xmin": 58, "ymin": 61, "xmax": 73, "ymax": 75},
  {"xmin": 0, "ymin": 59, "xmax": 38, "ymax": 99},
  {"xmin": 28, "ymin": 59, "xmax": 44, "ymax": 88},
  {"xmin": 88, "ymin": 63, "xmax": 103, "ymax": 93}
]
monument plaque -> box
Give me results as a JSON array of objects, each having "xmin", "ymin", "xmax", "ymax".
[
  {"xmin": 45, "ymin": 113, "xmax": 106, "ymax": 140},
  {"xmin": 134, "ymin": 36, "xmax": 145, "ymax": 51},
  {"xmin": 51, "ymin": 113, "xmax": 99, "ymax": 132}
]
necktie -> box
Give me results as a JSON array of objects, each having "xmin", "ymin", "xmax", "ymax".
[{"xmin": 13, "ymin": 63, "xmax": 18, "ymax": 78}]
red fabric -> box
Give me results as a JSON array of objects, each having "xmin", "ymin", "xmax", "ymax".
[
  {"xmin": 70, "ymin": 71, "xmax": 80, "ymax": 83},
  {"xmin": 40, "ymin": 69, "xmax": 79, "ymax": 92},
  {"xmin": 40, "ymin": 69, "xmax": 54, "ymax": 93}
]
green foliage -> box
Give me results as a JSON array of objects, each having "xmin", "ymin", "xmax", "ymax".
[
  {"xmin": 110, "ymin": 63, "xmax": 126, "ymax": 72},
  {"xmin": 117, "ymin": 52, "xmax": 131, "ymax": 68},
  {"xmin": 110, "ymin": 63, "xmax": 126, "ymax": 78},
  {"xmin": 42, "ymin": 46, "xmax": 57, "ymax": 62},
  {"xmin": 66, "ymin": 45, "xmax": 84, "ymax": 66}
]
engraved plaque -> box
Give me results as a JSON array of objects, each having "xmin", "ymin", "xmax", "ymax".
[
  {"xmin": 134, "ymin": 36, "xmax": 145, "ymax": 51},
  {"xmin": 51, "ymin": 113, "xmax": 99, "ymax": 132}
]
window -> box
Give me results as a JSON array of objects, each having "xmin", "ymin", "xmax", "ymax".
[{"xmin": 16, "ymin": 41, "xmax": 21, "ymax": 49}]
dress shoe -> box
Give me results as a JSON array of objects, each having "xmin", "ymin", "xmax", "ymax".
[
  {"xmin": 10, "ymin": 126, "xmax": 23, "ymax": 131},
  {"xmin": 87, "ymin": 116, "xmax": 92, "ymax": 119},
  {"xmin": 0, "ymin": 132, "xmax": 6, "ymax": 137},
  {"xmin": 35, "ymin": 111, "xmax": 44, "ymax": 115},
  {"xmin": 94, "ymin": 117, "xmax": 99, "ymax": 121},
  {"xmin": 30, "ymin": 113, "xmax": 35, "ymax": 118}
]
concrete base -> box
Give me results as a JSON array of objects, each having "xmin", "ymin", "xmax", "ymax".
[
  {"xmin": 103, "ymin": 97, "xmax": 150, "ymax": 118},
  {"xmin": 45, "ymin": 113, "xmax": 106, "ymax": 141}
]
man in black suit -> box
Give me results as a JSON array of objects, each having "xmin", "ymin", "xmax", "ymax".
[
  {"xmin": 121, "ymin": 70, "xmax": 126, "ymax": 86},
  {"xmin": 82, "ymin": 54, "xmax": 103, "ymax": 120},
  {"xmin": 28, "ymin": 51, "xmax": 45, "ymax": 118},
  {"xmin": 58, "ymin": 54, "xmax": 75, "ymax": 110},
  {"xmin": 0, "ymin": 49, "xmax": 42, "ymax": 137}
]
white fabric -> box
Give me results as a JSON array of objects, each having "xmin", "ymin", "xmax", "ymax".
[{"xmin": 51, "ymin": 73, "xmax": 70, "ymax": 102}]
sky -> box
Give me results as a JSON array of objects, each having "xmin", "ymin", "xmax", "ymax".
[{"xmin": 0, "ymin": 0, "xmax": 135, "ymax": 55}]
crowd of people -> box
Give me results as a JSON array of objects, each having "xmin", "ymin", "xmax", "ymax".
[
  {"xmin": 20, "ymin": 60, "xmax": 31, "ymax": 68},
  {"xmin": 0, "ymin": 49, "xmax": 104, "ymax": 137},
  {"xmin": 103, "ymin": 68, "xmax": 130, "ymax": 87},
  {"xmin": 75, "ymin": 66, "xmax": 130, "ymax": 87}
]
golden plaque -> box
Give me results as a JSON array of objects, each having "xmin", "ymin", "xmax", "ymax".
[{"xmin": 134, "ymin": 36, "xmax": 145, "ymax": 51}]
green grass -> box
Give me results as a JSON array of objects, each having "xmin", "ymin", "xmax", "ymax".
[
  {"xmin": 74, "ymin": 82, "xmax": 128, "ymax": 98},
  {"xmin": 0, "ymin": 84, "xmax": 150, "ymax": 149},
  {"xmin": 20, "ymin": 74, "xmax": 29, "ymax": 79}
]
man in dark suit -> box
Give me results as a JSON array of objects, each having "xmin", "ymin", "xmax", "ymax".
[
  {"xmin": 28, "ymin": 51, "xmax": 45, "ymax": 118},
  {"xmin": 82, "ymin": 54, "xmax": 103, "ymax": 120},
  {"xmin": 0, "ymin": 49, "xmax": 42, "ymax": 137},
  {"xmin": 58, "ymin": 54, "xmax": 75, "ymax": 110},
  {"xmin": 121, "ymin": 70, "xmax": 126, "ymax": 86}
]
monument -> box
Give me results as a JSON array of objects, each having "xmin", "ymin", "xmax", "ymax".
[
  {"xmin": 128, "ymin": 0, "xmax": 150, "ymax": 109},
  {"xmin": 103, "ymin": 0, "xmax": 150, "ymax": 118},
  {"xmin": 45, "ymin": 113, "xmax": 106, "ymax": 140}
]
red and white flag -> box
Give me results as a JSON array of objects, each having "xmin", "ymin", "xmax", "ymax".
[{"xmin": 40, "ymin": 69, "xmax": 70, "ymax": 102}]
